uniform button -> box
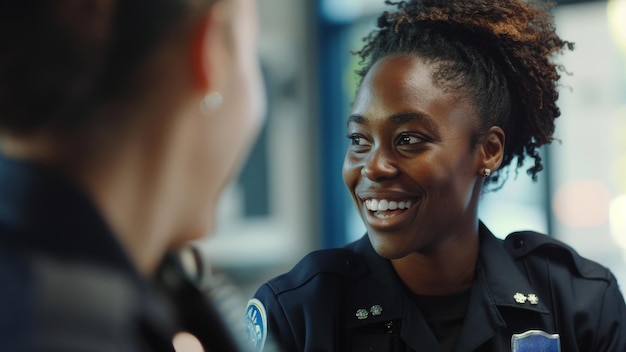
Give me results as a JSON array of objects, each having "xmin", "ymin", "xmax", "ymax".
[
  {"xmin": 346, "ymin": 256, "xmax": 360, "ymax": 268},
  {"xmin": 514, "ymin": 237, "xmax": 524, "ymax": 249}
]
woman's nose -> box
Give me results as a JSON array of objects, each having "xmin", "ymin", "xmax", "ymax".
[{"xmin": 360, "ymin": 148, "xmax": 398, "ymax": 182}]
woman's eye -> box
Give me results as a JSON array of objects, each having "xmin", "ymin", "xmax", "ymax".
[
  {"xmin": 349, "ymin": 135, "xmax": 361, "ymax": 145},
  {"xmin": 347, "ymin": 134, "xmax": 369, "ymax": 146},
  {"xmin": 398, "ymin": 133, "xmax": 421, "ymax": 145}
]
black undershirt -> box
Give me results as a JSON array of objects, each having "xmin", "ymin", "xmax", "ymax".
[{"xmin": 413, "ymin": 289, "xmax": 472, "ymax": 352}]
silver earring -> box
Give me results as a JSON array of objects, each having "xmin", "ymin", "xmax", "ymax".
[
  {"xmin": 199, "ymin": 92, "xmax": 223, "ymax": 116},
  {"xmin": 482, "ymin": 168, "xmax": 492, "ymax": 177}
]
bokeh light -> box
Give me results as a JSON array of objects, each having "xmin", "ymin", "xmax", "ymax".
[
  {"xmin": 607, "ymin": 0, "xmax": 626, "ymax": 55},
  {"xmin": 610, "ymin": 194, "xmax": 626, "ymax": 248},
  {"xmin": 173, "ymin": 332, "xmax": 204, "ymax": 352},
  {"xmin": 552, "ymin": 180, "xmax": 612, "ymax": 227}
]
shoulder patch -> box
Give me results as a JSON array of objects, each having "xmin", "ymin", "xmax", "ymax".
[{"xmin": 243, "ymin": 298, "xmax": 267, "ymax": 352}]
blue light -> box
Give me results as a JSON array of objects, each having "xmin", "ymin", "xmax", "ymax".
[{"xmin": 320, "ymin": 0, "xmax": 363, "ymax": 23}]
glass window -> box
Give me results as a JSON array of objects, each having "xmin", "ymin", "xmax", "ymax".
[{"xmin": 550, "ymin": 1, "xmax": 626, "ymax": 292}]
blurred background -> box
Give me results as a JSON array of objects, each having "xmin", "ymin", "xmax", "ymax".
[{"xmin": 196, "ymin": 0, "xmax": 626, "ymax": 306}]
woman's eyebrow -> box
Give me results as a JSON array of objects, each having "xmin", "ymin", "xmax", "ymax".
[
  {"xmin": 389, "ymin": 112, "xmax": 435, "ymax": 129},
  {"xmin": 347, "ymin": 114, "xmax": 366, "ymax": 127},
  {"xmin": 348, "ymin": 112, "xmax": 439, "ymax": 134},
  {"xmin": 393, "ymin": 112, "xmax": 440, "ymax": 136}
]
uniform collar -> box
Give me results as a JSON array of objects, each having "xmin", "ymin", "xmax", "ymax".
[
  {"xmin": 476, "ymin": 222, "xmax": 549, "ymax": 314},
  {"xmin": 0, "ymin": 155, "xmax": 137, "ymax": 276},
  {"xmin": 345, "ymin": 222, "xmax": 549, "ymax": 351},
  {"xmin": 345, "ymin": 235, "xmax": 440, "ymax": 349},
  {"xmin": 453, "ymin": 222, "xmax": 550, "ymax": 350},
  {"xmin": 345, "ymin": 234, "xmax": 407, "ymax": 326}
]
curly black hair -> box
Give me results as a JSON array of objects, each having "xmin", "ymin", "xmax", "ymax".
[
  {"xmin": 354, "ymin": 0, "xmax": 573, "ymax": 187},
  {"xmin": 0, "ymin": 0, "xmax": 216, "ymax": 137}
]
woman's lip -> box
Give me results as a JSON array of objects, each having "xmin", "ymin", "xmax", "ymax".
[
  {"xmin": 357, "ymin": 190, "xmax": 418, "ymax": 199},
  {"xmin": 357, "ymin": 192, "xmax": 420, "ymax": 204}
]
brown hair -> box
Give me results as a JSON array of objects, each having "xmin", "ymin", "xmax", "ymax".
[
  {"xmin": 0, "ymin": 0, "xmax": 216, "ymax": 136},
  {"xmin": 354, "ymin": 0, "xmax": 573, "ymax": 187}
]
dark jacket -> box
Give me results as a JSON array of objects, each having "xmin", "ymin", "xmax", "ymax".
[
  {"xmin": 0, "ymin": 155, "xmax": 240, "ymax": 352},
  {"xmin": 252, "ymin": 223, "xmax": 626, "ymax": 351}
]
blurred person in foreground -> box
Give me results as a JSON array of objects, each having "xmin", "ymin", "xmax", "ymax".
[
  {"xmin": 246, "ymin": 0, "xmax": 626, "ymax": 351},
  {"xmin": 0, "ymin": 0, "xmax": 264, "ymax": 351}
]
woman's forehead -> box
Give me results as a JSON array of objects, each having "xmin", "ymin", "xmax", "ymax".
[
  {"xmin": 351, "ymin": 54, "xmax": 480, "ymax": 132},
  {"xmin": 364, "ymin": 55, "xmax": 445, "ymax": 94},
  {"xmin": 354, "ymin": 56, "xmax": 450, "ymax": 112}
]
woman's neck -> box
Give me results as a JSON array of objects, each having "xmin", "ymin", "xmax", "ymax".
[
  {"xmin": 391, "ymin": 229, "xmax": 480, "ymax": 296},
  {"xmin": 0, "ymin": 114, "xmax": 179, "ymax": 277}
]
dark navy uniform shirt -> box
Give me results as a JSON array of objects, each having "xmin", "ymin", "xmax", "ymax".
[
  {"xmin": 249, "ymin": 223, "xmax": 626, "ymax": 351},
  {"xmin": 0, "ymin": 155, "xmax": 242, "ymax": 352}
]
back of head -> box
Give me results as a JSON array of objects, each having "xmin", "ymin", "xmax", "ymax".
[
  {"xmin": 0, "ymin": 0, "xmax": 212, "ymax": 137},
  {"xmin": 354, "ymin": 0, "xmax": 573, "ymax": 188}
]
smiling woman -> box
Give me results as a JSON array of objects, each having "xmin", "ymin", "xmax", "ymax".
[
  {"xmin": 343, "ymin": 54, "xmax": 494, "ymax": 264},
  {"xmin": 245, "ymin": 0, "xmax": 626, "ymax": 351}
]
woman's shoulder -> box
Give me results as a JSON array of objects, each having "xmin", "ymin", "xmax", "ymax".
[
  {"xmin": 261, "ymin": 237, "xmax": 370, "ymax": 296},
  {"xmin": 503, "ymin": 230, "xmax": 615, "ymax": 283}
]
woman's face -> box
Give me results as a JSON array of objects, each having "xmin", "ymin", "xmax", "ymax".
[
  {"xmin": 178, "ymin": 0, "xmax": 265, "ymax": 242},
  {"xmin": 343, "ymin": 54, "xmax": 485, "ymax": 259}
]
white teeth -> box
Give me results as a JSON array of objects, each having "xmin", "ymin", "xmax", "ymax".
[
  {"xmin": 365, "ymin": 199, "xmax": 414, "ymax": 211},
  {"xmin": 374, "ymin": 213, "xmax": 394, "ymax": 219}
]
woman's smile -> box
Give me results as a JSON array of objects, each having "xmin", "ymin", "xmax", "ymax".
[
  {"xmin": 365, "ymin": 198, "xmax": 414, "ymax": 213},
  {"xmin": 362, "ymin": 196, "xmax": 419, "ymax": 228}
]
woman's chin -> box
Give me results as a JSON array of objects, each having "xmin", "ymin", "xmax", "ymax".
[{"xmin": 368, "ymin": 233, "xmax": 412, "ymax": 260}]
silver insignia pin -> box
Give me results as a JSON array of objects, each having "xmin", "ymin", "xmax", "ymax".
[
  {"xmin": 356, "ymin": 309, "xmax": 369, "ymax": 320},
  {"xmin": 514, "ymin": 292, "xmax": 527, "ymax": 304},
  {"xmin": 527, "ymin": 294, "xmax": 539, "ymax": 305},
  {"xmin": 370, "ymin": 305, "xmax": 383, "ymax": 316}
]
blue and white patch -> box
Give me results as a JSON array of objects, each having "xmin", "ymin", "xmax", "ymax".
[
  {"xmin": 244, "ymin": 298, "xmax": 267, "ymax": 352},
  {"xmin": 512, "ymin": 330, "xmax": 560, "ymax": 352}
]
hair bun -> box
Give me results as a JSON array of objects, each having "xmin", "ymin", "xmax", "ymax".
[{"xmin": 352, "ymin": 0, "xmax": 574, "ymax": 188}]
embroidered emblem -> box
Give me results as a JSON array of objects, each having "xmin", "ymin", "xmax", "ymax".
[
  {"xmin": 356, "ymin": 308, "xmax": 369, "ymax": 320},
  {"xmin": 370, "ymin": 305, "xmax": 383, "ymax": 316},
  {"xmin": 527, "ymin": 294, "xmax": 539, "ymax": 305},
  {"xmin": 244, "ymin": 298, "xmax": 267, "ymax": 352},
  {"xmin": 512, "ymin": 330, "xmax": 560, "ymax": 352},
  {"xmin": 514, "ymin": 292, "xmax": 527, "ymax": 304}
]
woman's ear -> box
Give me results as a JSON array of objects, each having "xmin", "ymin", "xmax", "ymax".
[
  {"xmin": 189, "ymin": 2, "xmax": 230, "ymax": 93},
  {"xmin": 479, "ymin": 126, "xmax": 505, "ymax": 173}
]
